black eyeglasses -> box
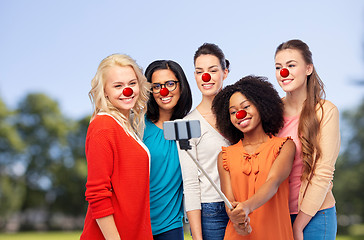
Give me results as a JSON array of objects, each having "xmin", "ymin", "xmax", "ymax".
[{"xmin": 152, "ymin": 80, "xmax": 179, "ymax": 94}]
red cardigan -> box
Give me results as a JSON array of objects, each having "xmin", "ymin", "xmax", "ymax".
[{"xmin": 81, "ymin": 114, "xmax": 153, "ymax": 240}]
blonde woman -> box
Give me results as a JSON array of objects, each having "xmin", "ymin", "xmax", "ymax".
[{"xmin": 81, "ymin": 54, "xmax": 153, "ymax": 240}]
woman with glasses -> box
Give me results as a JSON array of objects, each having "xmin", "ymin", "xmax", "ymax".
[
  {"xmin": 178, "ymin": 43, "xmax": 230, "ymax": 240},
  {"xmin": 143, "ymin": 60, "xmax": 192, "ymax": 240}
]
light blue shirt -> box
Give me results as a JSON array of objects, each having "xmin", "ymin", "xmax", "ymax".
[{"xmin": 143, "ymin": 118, "xmax": 184, "ymax": 235}]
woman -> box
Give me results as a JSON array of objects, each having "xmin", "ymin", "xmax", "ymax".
[
  {"xmin": 81, "ymin": 54, "xmax": 153, "ymax": 240},
  {"xmin": 178, "ymin": 43, "xmax": 230, "ymax": 240},
  {"xmin": 143, "ymin": 60, "xmax": 192, "ymax": 239},
  {"xmin": 274, "ymin": 39, "xmax": 340, "ymax": 240},
  {"xmin": 213, "ymin": 76, "xmax": 295, "ymax": 239}
]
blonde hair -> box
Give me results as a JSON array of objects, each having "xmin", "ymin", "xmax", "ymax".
[{"xmin": 89, "ymin": 54, "xmax": 150, "ymax": 138}]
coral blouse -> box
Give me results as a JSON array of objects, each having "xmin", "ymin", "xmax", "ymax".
[{"xmin": 222, "ymin": 136, "xmax": 293, "ymax": 240}]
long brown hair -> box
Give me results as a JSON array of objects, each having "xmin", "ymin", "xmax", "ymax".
[{"xmin": 275, "ymin": 39, "xmax": 326, "ymax": 181}]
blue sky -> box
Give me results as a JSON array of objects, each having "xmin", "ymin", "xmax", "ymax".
[{"xmin": 1, "ymin": 0, "xmax": 364, "ymax": 120}]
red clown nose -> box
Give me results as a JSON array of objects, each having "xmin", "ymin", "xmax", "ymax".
[
  {"xmin": 280, "ymin": 68, "xmax": 289, "ymax": 78},
  {"xmin": 201, "ymin": 73, "xmax": 211, "ymax": 82},
  {"xmin": 236, "ymin": 110, "xmax": 247, "ymax": 119},
  {"xmin": 123, "ymin": 87, "xmax": 133, "ymax": 97},
  {"xmin": 160, "ymin": 88, "xmax": 169, "ymax": 97}
]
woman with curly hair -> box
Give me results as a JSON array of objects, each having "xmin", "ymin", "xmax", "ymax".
[
  {"xmin": 212, "ymin": 75, "xmax": 295, "ymax": 239},
  {"xmin": 81, "ymin": 54, "xmax": 153, "ymax": 240},
  {"xmin": 275, "ymin": 39, "xmax": 340, "ymax": 240}
]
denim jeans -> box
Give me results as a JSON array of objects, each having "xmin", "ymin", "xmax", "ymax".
[
  {"xmin": 291, "ymin": 206, "xmax": 337, "ymax": 240},
  {"xmin": 153, "ymin": 227, "xmax": 184, "ymax": 240},
  {"xmin": 201, "ymin": 202, "xmax": 229, "ymax": 240}
]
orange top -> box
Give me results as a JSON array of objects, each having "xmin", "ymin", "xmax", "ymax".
[{"xmin": 222, "ymin": 136, "xmax": 293, "ymax": 240}]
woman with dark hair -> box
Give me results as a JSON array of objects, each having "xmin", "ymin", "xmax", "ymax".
[
  {"xmin": 145, "ymin": 60, "xmax": 192, "ymax": 122},
  {"xmin": 177, "ymin": 43, "xmax": 230, "ymax": 240},
  {"xmin": 143, "ymin": 60, "xmax": 192, "ymax": 240},
  {"xmin": 275, "ymin": 39, "xmax": 340, "ymax": 240},
  {"xmin": 212, "ymin": 75, "xmax": 295, "ymax": 239}
]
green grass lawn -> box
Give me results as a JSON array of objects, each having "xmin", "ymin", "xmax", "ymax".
[
  {"xmin": 0, "ymin": 231, "xmax": 82, "ymax": 240},
  {"xmin": 0, "ymin": 231, "xmax": 190, "ymax": 239},
  {"xmin": 0, "ymin": 232, "xmax": 363, "ymax": 240}
]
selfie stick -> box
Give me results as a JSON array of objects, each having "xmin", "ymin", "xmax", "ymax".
[{"xmin": 178, "ymin": 136, "xmax": 233, "ymax": 209}]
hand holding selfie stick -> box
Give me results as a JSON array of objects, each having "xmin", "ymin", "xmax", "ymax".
[{"xmin": 163, "ymin": 119, "xmax": 233, "ymax": 210}]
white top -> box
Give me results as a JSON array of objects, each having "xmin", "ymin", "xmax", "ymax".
[{"xmin": 177, "ymin": 109, "xmax": 230, "ymax": 212}]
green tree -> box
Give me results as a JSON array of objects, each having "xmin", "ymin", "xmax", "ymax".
[
  {"xmin": 334, "ymin": 98, "xmax": 364, "ymax": 232},
  {"xmin": 49, "ymin": 115, "xmax": 89, "ymax": 216},
  {"xmin": 0, "ymin": 93, "xmax": 91, "ymax": 231},
  {"xmin": 15, "ymin": 93, "xmax": 72, "ymax": 229},
  {"xmin": 0, "ymin": 97, "xmax": 26, "ymax": 229}
]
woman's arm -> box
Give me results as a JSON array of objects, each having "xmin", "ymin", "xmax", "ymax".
[
  {"xmin": 186, "ymin": 210, "xmax": 203, "ymax": 240},
  {"xmin": 96, "ymin": 215, "xmax": 121, "ymax": 240},
  {"xmin": 217, "ymin": 152, "xmax": 235, "ymax": 209},
  {"xmin": 235, "ymin": 139, "xmax": 295, "ymax": 217},
  {"xmin": 178, "ymin": 138, "xmax": 201, "ymax": 211},
  {"xmin": 299, "ymin": 102, "xmax": 340, "ymax": 216},
  {"xmin": 85, "ymin": 119, "xmax": 119, "ymax": 237},
  {"xmin": 292, "ymin": 211, "xmax": 312, "ymax": 240},
  {"xmin": 218, "ymin": 151, "xmax": 251, "ymax": 235},
  {"xmin": 85, "ymin": 128, "xmax": 114, "ymax": 218},
  {"xmin": 178, "ymin": 138, "xmax": 203, "ymax": 240}
]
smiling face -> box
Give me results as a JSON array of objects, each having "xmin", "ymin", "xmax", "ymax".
[
  {"xmin": 151, "ymin": 69, "xmax": 181, "ymax": 114},
  {"xmin": 229, "ymin": 92, "xmax": 261, "ymax": 134},
  {"xmin": 194, "ymin": 54, "xmax": 228, "ymax": 97},
  {"xmin": 104, "ymin": 65, "xmax": 139, "ymax": 116},
  {"xmin": 275, "ymin": 49, "xmax": 313, "ymax": 94}
]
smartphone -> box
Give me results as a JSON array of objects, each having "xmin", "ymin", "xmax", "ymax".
[{"xmin": 163, "ymin": 119, "xmax": 201, "ymax": 140}]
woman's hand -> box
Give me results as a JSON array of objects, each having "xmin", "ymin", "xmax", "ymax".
[
  {"xmin": 96, "ymin": 215, "xmax": 121, "ymax": 240},
  {"xmin": 293, "ymin": 228, "xmax": 303, "ymax": 240},
  {"xmin": 292, "ymin": 211, "xmax": 311, "ymax": 240},
  {"xmin": 232, "ymin": 216, "xmax": 252, "ymax": 236},
  {"xmin": 226, "ymin": 201, "xmax": 251, "ymax": 224}
]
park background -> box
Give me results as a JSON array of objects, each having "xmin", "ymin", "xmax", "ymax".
[{"xmin": 1, "ymin": 0, "xmax": 364, "ymax": 238}]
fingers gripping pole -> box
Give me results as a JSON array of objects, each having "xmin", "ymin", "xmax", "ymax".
[{"xmin": 184, "ymin": 149, "xmax": 233, "ymax": 210}]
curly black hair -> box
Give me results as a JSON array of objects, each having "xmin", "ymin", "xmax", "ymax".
[{"xmin": 212, "ymin": 75, "xmax": 284, "ymax": 144}]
